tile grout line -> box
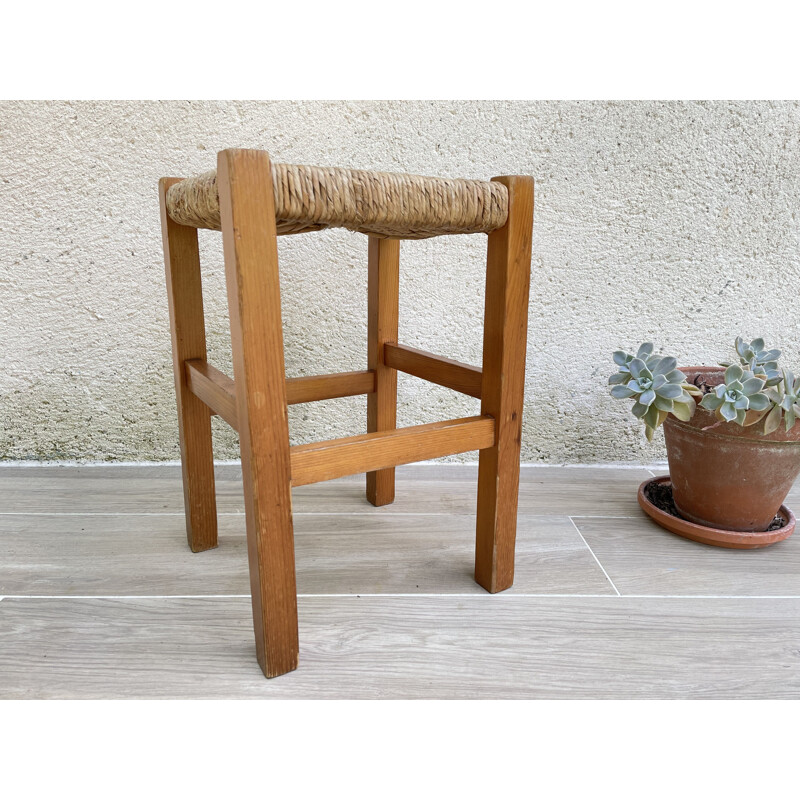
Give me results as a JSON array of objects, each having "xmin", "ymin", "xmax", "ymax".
[
  {"xmin": 2, "ymin": 593, "xmax": 800, "ymax": 600},
  {"xmin": 0, "ymin": 462, "xmax": 666, "ymax": 470},
  {"xmin": 568, "ymin": 516, "xmax": 622, "ymax": 596},
  {"xmin": 0, "ymin": 511, "xmax": 478, "ymax": 518},
  {"xmin": 0, "ymin": 511, "xmax": 464, "ymax": 517},
  {"xmin": 0, "ymin": 512, "xmax": 645, "ymax": 519}
]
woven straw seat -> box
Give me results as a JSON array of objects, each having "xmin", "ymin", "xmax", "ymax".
[{"xmin": 166, "ymin": 162, "xmax": 510, "ymax": 239}]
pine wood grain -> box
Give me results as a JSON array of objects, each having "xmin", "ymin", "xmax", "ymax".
[
  {"xmin": 291, "ymin": 415, "xmax": 495, "ymax": 487},
  {"xmin": 218, "ymin": 148, "xmax": 298, "ymax": 678},
  {"xmin": 366, "ymin": 237, "xmax": 400, "ymax": 506},
  {"xmin": 185, "ymin": 361, "xmax": 376, "ymax": 431},
  {"xmin": 475, "ymin": 175, "xmax": 535, "ymax": 593},
  {"xmin": 159, "ymin": 178, "xmax": 218, "ymax": 553},
  {"xmin": 185, "ymin": 359, "xmax": 238, "ymax": 430},
  {"xmin": 384, "ymin": 343, "xmax": 482, "ymax": 398},
  {"xmin": 287, "ymin": 370, "xmax": 375, "ymax": 405}
]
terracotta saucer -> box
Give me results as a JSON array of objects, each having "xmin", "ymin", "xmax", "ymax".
[{"xmin": 637, "ymin": 475, "xmax": 795, "ymax": 549}]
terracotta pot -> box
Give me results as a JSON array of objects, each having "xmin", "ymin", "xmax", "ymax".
[{"xmin": 663, "ymin": 366, "xmax": 800, "ymax": 532}]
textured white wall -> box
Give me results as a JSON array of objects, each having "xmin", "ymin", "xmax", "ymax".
[{"xmin": 2, "ymin": 101, "xmax": 800, "ymax": 463}]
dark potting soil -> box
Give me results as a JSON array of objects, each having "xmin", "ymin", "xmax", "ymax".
[{"xmin": 645, "ymin": 479, "xmax": 786, "ymax": 532}]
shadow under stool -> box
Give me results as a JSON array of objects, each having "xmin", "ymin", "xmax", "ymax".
[{"xmin": 159, "ymin": 149, "xmax": 534, "ymax": 678}]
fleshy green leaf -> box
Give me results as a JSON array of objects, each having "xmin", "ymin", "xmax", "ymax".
[
  {"xmin": 645, "ymin": 355, "xmax": 662, "ymax": 371},
  {"xmin": 700, "ymin": 394, "xmax": 723, "ymax": 410},
  {"xmin": 764, "ymin": 403, "xmax": 782, "ymax": 434},
  {"xmin": 653, "ymin": 356, "xmax": 677, "ymax": 376},
  {"xmin": 643, "ymin": 404, "xmax": 660, "ymax": 430},
  {"xmin": 654, "ymin": 395, "xmax": 674, "ymax": 412},
  {"xmin": 720, "ymin": 402, "xmax": 738, "ymax": 422},
  {"xmin": 610, "ymin": 385, "xmax": 636, "ymax": 399},
  {"xmin": 629, "ymin": 359, "xmax": 647, "ymax": 380},
  {"xmin": 612, "ymin": 351, "xmax": 629, "ymax": 366},
  {"xmin": 639, "ymin": 389, "xmax": 656, "ymax": 407},
  {"xmin": 671, "ymin": 401, "xmax": 693, "ymax": 422},
  {"xmin": 724, "ymin": 364, "xmax": 744, "ymax": 383},
  {"xmin": 636, "ymin": 343, "xmax": 654, "ymax": 359},
  {"xmin": 655, "ymin": 383, "xmax": 683, "ymax": 400},
  {"xmin": 741, "ymin": 377, "xmax": 766, "ymax": 395},
  {"xmin": 747, "ymin": 393, "xmax": 770, "ymax": 411}
]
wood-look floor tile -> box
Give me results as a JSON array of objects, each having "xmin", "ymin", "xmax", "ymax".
[
  {"xmin": 0, "ymin": 513, "xmax": 613, "ymax": 597},
  {"xmin": 573, "ymin": 515, "xmax": 800, "ymax": 595},
  {"xmin": 0, "ymin": 464, "xmax": 652, "ymax": 517},
  {"xmin": 2, "ymin": 596, "xmax": 797, "ymax": 699}
]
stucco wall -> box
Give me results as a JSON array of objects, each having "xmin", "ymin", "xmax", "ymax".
[{"xmin": 2, "ymin": 100, "xmax": 799, "ymax": 463}]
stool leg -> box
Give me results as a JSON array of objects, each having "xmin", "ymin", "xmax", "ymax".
[
  {"xmin": 159, "ymin": 179, "xmax": 218, "ymax": 553},
  {"xmin": 475, "ymin": 176, "xmax": 534, "ymax": 593},
  {"xmin": 366, "ymin": 237, "xmax": 400, "ymax": 506},
  {"xmin": 217, "ymin": 149, "xmax": 299, "ymax": 678}
]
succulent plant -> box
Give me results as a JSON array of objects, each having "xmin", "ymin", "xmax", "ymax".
[
  {"xmin": 609, "ymin": 348, "xmax": 696, "ymax": 441},
  {"xmin": 779, "ymin": 370, "xmax": 800, "ymax": 428},
  {"xmin": 723, "ymin": 336, "xmax": 782, "ymax": 386},
  {"xmin": 609, "ymin": 336, "xmax": 800, "ymax": 441},
  {"xmin": 762, "ymin": 369, "xmax": 800, "ymax": 433},
  {"xmin": 609, "ymin": 342, "xmax": 658, "ymax": 385},
  {"xmin": 698, "ymin": 364, "xmax": 770, "ymax": 424}
]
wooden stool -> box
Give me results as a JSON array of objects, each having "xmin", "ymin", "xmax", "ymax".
[{"xmin": 159, "ymin": 149, "xmax": 534, "ymax": 678}]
